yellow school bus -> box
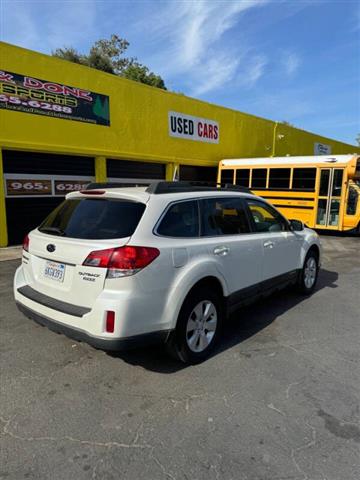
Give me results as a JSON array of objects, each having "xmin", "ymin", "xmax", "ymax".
[{"xmin": 218, "ymin": 154, "xmax": 360, "ymax": 233}]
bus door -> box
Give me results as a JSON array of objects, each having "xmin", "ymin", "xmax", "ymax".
[{"xmin": 315, "ymin": 169, "xmax": 344, "ymax": 229}]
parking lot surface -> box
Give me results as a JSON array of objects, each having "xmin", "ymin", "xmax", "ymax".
[{"xmin": 0, "ymin": 235, "xmax": 359, "ymax": 480}]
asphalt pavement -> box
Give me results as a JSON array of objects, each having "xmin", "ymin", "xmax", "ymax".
[{"xmin": 0, "ymin": 235, "xmax": 359, "ymax": 480}]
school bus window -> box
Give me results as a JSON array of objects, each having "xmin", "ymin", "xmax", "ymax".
[
  {"xmin": 251, "ymin": 169, "xmax": 267, "ymax": 188},
  {"xmin": 332, "ymin": 170, "xmax": 344, "ymax": 196},
  {"xmin": 292, "ymin": 168, "xmax": 316, "ymax": 190},
  {"xmin": 235, "ymin": 169, "xmax": 250, "ymax": 187},
  {"xmin": 269, "ymin": 168, "xmax": 291, "ymax": 189},
  {"xmin": 220, "ymin": 169, "xmax": 234, "ymax": 184},
  {"xmin": 319, "ymin": 170, "xmax": 330, "ymax": 196},
  {"xmin": 328, "ymin": 199, "xmax": 340, "ymax": 227},
  {"xmin": 347, "ymin": 187, "xmax": 358, "ymax": 215},
  {"xmin": 316, "ymin": 199, "xmax": 328, "ymax": 225}
]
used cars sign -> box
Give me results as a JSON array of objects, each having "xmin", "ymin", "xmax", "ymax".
[{"xmin": 168, "ymin": 111, "xmax": 219, "ymax": 144}]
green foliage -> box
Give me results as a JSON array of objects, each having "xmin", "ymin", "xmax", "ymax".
[
  {"xmin": 52, "ymin": 47, "xmax": 84, "ymax": 64},
  {"xmin": 122, "ymin": 63, "xmax": 167, "ymax": 90},
  {"xmin": 356, "ymin": 133, "xmax": 360, "ymax": 146},
  {"xmin": 52, "ymin": 34, "xmax": 166, "ymax": 90}
]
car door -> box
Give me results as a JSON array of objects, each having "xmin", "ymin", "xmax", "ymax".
[
  {"xmin": 245, "ymin": 198, "xmax": 302, "ymax": 283},
  {"xmin": 199, "ymin": 196, "xmax": 264, "ymax": 299}
]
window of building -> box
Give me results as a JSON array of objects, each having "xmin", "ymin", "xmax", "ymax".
[
  {"xmin": 292, "ymin": 168, "xmax": 317, "ymax": 190},
  {"xmin": 268, "ymin": 168, "xmax": 291, "ymax": 189},
  {"xmin": 157, "ymin": 201, "xmax": 199, "ymax": 237},
  {"xmin": 235, "ymin": 169, "xmax": 250, "ymax": 187},
  {"xmin": 251, "ymin": 169, "xmax": 267, "ymax": 188},
  {"xmin": 200, "ymin": 197, "xmax": 251, "ymax": 236}
]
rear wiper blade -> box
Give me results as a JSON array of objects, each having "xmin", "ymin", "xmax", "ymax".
[{"xmin": 39, "ymin": 226, "xmax": 66, "ymax": 236}]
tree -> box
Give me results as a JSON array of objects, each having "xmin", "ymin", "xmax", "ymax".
[
  {"xmin": 52, "ymin": 47, "xmax": 84, "ymax": 64},
  {"xmin": 356, "ymin": 133, "xmax": 360, "ymax": 146},
  {"xmin": 281, "ymin": 120, "xmax": 294, "ymax": 127},
  {"xmin": 52, "ymin": 34, "xmax": 166, "ymax": 90},
  {"xmin": 122, "ymin": 63, "xmax": 166, "ymax": 89}
]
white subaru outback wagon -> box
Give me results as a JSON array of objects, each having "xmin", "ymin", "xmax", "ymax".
[{"xmin": 14, "ymin": 181, "xmax": 321, "ymax": 363}]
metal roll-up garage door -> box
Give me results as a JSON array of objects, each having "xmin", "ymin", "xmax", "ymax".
[
  {"xmin": 107, "ymin": 159, "xmax": 165, "ymax": 186},
  {"xmin": 3, "ymin": 150, "xmax": 95, "ymax": 245},
  {"xmin": 180, "ymin": 165, "xmax": 217, "ymax": 182}
]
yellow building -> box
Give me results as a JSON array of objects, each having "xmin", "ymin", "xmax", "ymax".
[{"xmin": 1, "ymin": 41, "xmax": 359, "ymax": 246}]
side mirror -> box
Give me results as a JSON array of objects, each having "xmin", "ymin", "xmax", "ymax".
[{"xmin": 289, "ymin": 219, "xmax": 305, "ymax": 231}]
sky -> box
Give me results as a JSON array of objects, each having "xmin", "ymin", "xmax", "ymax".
[{"xmin": 1, "ymin": 0, "xmax": 359, "ymax": 145}]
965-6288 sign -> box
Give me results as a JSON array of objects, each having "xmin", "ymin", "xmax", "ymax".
[{"xmin": 0, "ymin": 70, "xmax": 110, "ymax": 126}]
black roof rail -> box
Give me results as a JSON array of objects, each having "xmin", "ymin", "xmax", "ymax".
[
  {"xmin": 85, "ymin": 182, "xmax": 144, "ymax": 190},
  {"xmin": 145, "ymin": 181, "xmax": 253, "ymax": 195}
]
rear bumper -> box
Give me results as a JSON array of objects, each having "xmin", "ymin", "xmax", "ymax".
[{"xmin": 16, "ymin": 302, "xmax": 170, "ymax": 352}]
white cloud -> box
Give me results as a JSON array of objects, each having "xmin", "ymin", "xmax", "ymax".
[
  {"xmin": 145, "ymin": 0, "xmax": 269, "ymax": 94},
  {"xmin": 281, "ymin": 51, "xmax": 301, "ymax": 76},
  {"xmin": 0, "ymin": 0, "xmax": 97, "ymax": 53}
]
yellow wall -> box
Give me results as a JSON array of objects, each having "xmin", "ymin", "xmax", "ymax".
[{"xmin": 1, "ymin": 42, "xmax": 358, "ymax": 168}]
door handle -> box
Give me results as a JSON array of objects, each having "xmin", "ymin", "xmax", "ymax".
[
  {"xmin": 214, "ymin": 246, "xmax": 230, "ymax": 256},
  {"xmin": 263, "ymin": 241, "xmax": 274, "ymax": 249}
]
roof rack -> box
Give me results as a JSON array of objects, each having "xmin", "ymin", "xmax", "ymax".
[
  {"xmin": 85, "ymin": 181, "xmax": 253, "ymax": 195},
  {"xmin": 145, "ymin": 181, "xmax": 253, "ymax": 195},
  {"xmin": 85, "ymin": 182, "xmax": 136, "ymax": 190}
]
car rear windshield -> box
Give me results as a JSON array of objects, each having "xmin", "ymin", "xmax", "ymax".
[{"xmin": 38, "ymin": 198, "xmax": 146, "ymax": 239}]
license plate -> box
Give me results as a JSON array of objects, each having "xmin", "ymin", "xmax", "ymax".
[{"xmin": 44, "ymin": 261, "xmax": 65, "ymax": 283}]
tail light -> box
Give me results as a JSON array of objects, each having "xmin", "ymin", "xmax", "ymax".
[
  {"xmin": 23, "ymin": 234, "xmax": 30, "ymax": 252},
  {"xmin": 83, "ymin": 246, "xmax": 160, "ymax": 278}
]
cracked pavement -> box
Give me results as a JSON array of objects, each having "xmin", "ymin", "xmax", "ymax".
[{"xmin": 0, "ymin": 235, "xmax": 359, "ymax": 480}]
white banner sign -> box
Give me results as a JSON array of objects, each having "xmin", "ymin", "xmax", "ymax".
[
  {"xmin": 314, "ymin": 142, "xmax": 332, "ymax": 155},
  {"xmin": 168, "ymin": 111, "xmax": 219, "ymax": 144}
]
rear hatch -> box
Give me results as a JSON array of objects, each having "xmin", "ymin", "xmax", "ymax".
[{"xmin": 22, "ymin": 193, "xmax": 147, "ymax": 309}]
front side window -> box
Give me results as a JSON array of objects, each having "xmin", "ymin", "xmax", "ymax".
[
  {"xmin": 347, "ymin": 187, "xmax": 359, "ymax": 215},
  {"xmin": 246, "ymin": 199, "xmax": 288, "ymax": 233},
  {"xmin": 39, "ymin": 198, "xmax": 146, "ymax": 239},
  {"xmin": 200, "ymin": 197, "xmax": 251, "ymax": 236},
  {"xmin": 157, "ymin": 200, "xmax": 199, "ymax": 237}
]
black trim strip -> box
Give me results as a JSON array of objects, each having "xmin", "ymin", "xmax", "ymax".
[
  {"xmin": 16, "ymin": 302, "xmax": 170, "ymax": 351},
  {"xmin": 18, "ymin": 285, "xmax": 91, "ymax": 317},
  {"xmin": 262, "ymin": 196, "xmax": 314, "ymax": 201},
  {"xmin": 253, "ymin": 187, "xmax": 316, "ymax": 192},
  {"xmin": 228, "ymin": 270, "xmax": 299, "ymax": 311},
  {"xmin": 273, "ymin": 204, "xmax": 314, "ymax": 210}
]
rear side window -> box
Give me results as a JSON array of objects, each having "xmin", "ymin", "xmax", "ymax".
[
  {"xmin": 157, "ymin": 201, "xmax": 199, "ymax": 237},
  {"xmin": 200, "ymin": 197, "xmax": 251, "ymax": 236},
  {"xmin": 39, "ymin": 198, "xmax": 145, "ymax": 239}
]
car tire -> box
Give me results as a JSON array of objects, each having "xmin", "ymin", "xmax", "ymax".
[
  {"xmin": 297, "ymin": 250, "xmax": 319, "ymax": 295},
  {"xmin": 166, "ymin": 287, "xmax": 223, "ymax": 364}
]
